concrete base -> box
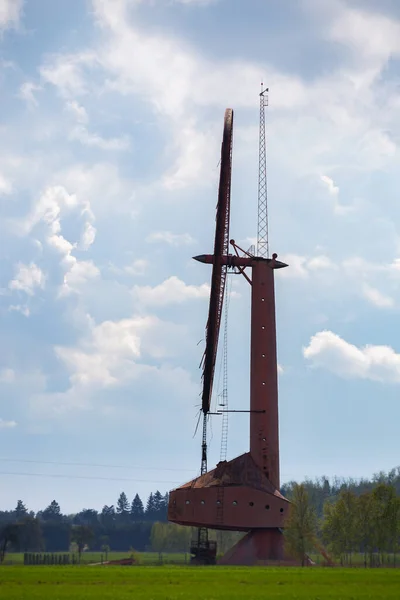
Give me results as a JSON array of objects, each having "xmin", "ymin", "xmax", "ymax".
[{"xmin": 218, "ymin": 528, "xmax": 309, "ymax": 566}]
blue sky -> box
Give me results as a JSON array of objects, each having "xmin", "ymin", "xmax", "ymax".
[{"xmin": 1, "ymin": 0, "xmax": 400, "ymax": 514}]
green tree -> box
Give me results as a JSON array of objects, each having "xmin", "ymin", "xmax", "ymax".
[
  {"xmin": 146, "ymin": 493, "xmax": 156, "ymax": 520},
  {"xmin": 101, "ymin": 544, "xmax": 110, "ymax": 561},
  {"xmin": 153, "ymin": 491, "xmax": 164, "ymax": 518},
  {"xmin": 356, "ymin": 492, "xmax": 375, "ymax": 567},
  {"xmin": 116, "ymin": 492, "xmax": 130, "ymax": 522},
  {"xmin": 0, "ymin": 523, "xmax": 19, "ymax": 562},
  {"xmin": 41, "ymin": 500, "xmax": 62, "ymax": 521},
  {"xmin": 100, "ymin": 505, "xmax": 116, "ymax": 528},
  {"xmin": 334, "ymin": 489, "xmax": 358, "ymax": 564},
  {"xmin": 322, "ymin": 500, "xmax": 342, "ymax": 560},
  {"xmin": 388, "ymin": 496, "xmax": 400, "ymax": 565},
  {"xmin": 75, "ymin": 509, "xmax": 98, "ymax": 527},
  {"xmin": 284, "ymin": 483, "xmax": 317, "ymax": 566},
  {"xmin": 18, "ymin": 516, "xmax": 44, "ymax": 552},
  {"xmin": 370, "ymin": 483, "xmax": 397, "ymax": 564},
  {"xmin": 130, "ymin": 494, "xmax": 144, "ymax": 520},
  {"xmin": 14, "ymin": 500, "xmax": 28, "ymax": 521},
  {"xmin": 71, "ymin": 525, "xmax": 94, "ymax": 563},
  {"xmin": 150, "ymin": 522, "xmax": 167, "ymax": 561}
]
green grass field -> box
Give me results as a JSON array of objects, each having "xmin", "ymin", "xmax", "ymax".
[{"xmin": 0, "ymin": 566, "xmax": 399, "ymax": 599}]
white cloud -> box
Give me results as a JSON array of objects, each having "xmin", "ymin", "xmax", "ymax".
[
  {"xmin": 162, "ymin": 123, "xmax": 219, "ymax": 190},
  {"xmin": 60, "ymin": 259, "xmax": 100, "ymax": 296},
  {"xmin": 56, "ymin": 319, "xmax": 141, "ymax": 386},
  {"xmin": 320, "ymin": 174, "xmax": 338, "ymax": 196},
  {"xmin": 303, "ymin": 330, "xmax": 400, "ymax": 383},
  {"xmin": 40, "ymin": 51, "xmax": 97, "ymax": 97},
  {"xmin": 53, "ymin": 163, "xmax": 136, "ymax": 217},
  {"xmin": 9, "ymin": 262, "xmax": 45, "ymax": 296},
  {"xmin": 280, "ymin": 254, "xmax": 336, "ymax": 279},
  {"xmin": 280, "ymin": 252, "xmax": 400, "ymax": 310},
  {"xmin": 362, "ymin": 284, "xmax": 394, "ymax": 309},
  {"xmin": 55, "ymin": 314, "xmax": 187, "ymax": 389},
  {"xmin": 9, "ymin": 304, "xmax": 30, "ymax": 317},
  {"xmin": 0, "ymin": 368, "xmax": 15, "ymax": 383},
  {"xmin": 328, "ymin": 2, "xmax": 400, "ymax": 65},
  {"xmin": 81, "ymin": 221, "xmax": 96, "ymax": 250},
  {"xmin": 320, "ymin": 174, "xmax": 354, "ymax": 216},
  {"xmin": 0, "ymin": 418, "xmax": 17, "ymax": 429},
  {"xmin": 64, "ymin": 99, "xmax": 129, "ymax": 150},
  {"xmin": 69, "ymin": 125, "xmax": 130, "ymax": 150},
  {"xmin": 31, "ymin": 0, "xmax": 400, "ymax": 203},
  {"xmin": 19, "ymin": 82, "xmax": 42, "ymax": 108},
  {"xmin": 107, "ymin": 258, "xmax": 149, "ymax": 276},
  {"xmin": 124, "ymin": 259, "xmax": 148, "ymax": 275},
  {"xmin": 0, "ymin": 173, "xmax": 12, "ymax": 195},
  {"xmin": 308, "ymin": 255, "xmax": 336, "ymax": 271},
  {"xmin": 41, "ymin": 0, "xmax": 308, "ymax": 192},
  {"xmin": 66, "ymin": 100, "xmax": 88, "ymax": 124},
  {"xmin": 27, "ymin": 0, "xmax": 400, "ymax": 209},
  {"xmin": 280, "ymin": 254, "xmax": 308, "ymax": 279},
  {"xmin": 22, "ymin": 185, "xmax": 78, "ymax": 236},
  {"xmin": 146, "ymin": 231, "xmax": 195, "ymax": 246},
  {"xmin": 19, "ymin": 185, "xmax": 97, "ymax": 295},
  {"xmin": 133, "ymin": 275, "xmax": 209, "ymax": 305},
  {"xmin": 0, "ymin": 0, "xmax": 22, "ymax": 30},
  {"xmin": 49, "ymin": 233, "xmax": 74, "ymax": 255}
]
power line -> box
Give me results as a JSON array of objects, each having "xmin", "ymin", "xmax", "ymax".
[
  {"xmin": 0, "ymin": 458, "xmax": 303, "ymax": 482},
  {"xmin": 0, "ymin": 471, "xmax": 181, "ymax": 484},
  {"xmin": 0, "ymin": 457, "xmax": 195, "ymax": 472}
]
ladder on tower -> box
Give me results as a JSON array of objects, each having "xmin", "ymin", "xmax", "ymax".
[{"xmin": 216, "ymin": 280, "xmax": 229, "ymax": 529}]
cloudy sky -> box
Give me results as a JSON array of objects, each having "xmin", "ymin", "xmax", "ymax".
[{"xmin": 1, "ymin": 0, "xmax": 400, "ymax": 514}]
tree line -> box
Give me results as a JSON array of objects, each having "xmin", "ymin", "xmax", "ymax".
[
  {"xmin": 2, "ymin": 466, "xmax": 400, "ymax": 563},
  {"xmin": 285, "ymin": 481, "xmax": 400, "ymax": 567},
  {"xmin": 0, "ymin": 490, "xmax": 169, "ymax": 557},
  {"xmin": 281, "ymin": 466, "xmax": 400, "ymax": 519}
]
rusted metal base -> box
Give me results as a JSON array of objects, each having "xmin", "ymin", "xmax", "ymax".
[
  {"xmin": 218, "ymin": 528, "xmax": 307, "ymax": 566},
  {"xmin": 168, "ymin": 453, "xmax": 290, "ymax": 531}
]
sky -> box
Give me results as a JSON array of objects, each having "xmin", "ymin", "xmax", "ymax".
[{"xmin": 1, "ymin": 0, "xmax": 400, "ymax": 514}]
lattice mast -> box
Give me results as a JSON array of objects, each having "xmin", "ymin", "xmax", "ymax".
[{"xmin": 257, "ymin": 84, "xmax": 269, "ymax": 258}]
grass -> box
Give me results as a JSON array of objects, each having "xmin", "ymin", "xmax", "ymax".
[{"xmin": 0, "ymin": 566, "xmax": 399, "ymax": 599}]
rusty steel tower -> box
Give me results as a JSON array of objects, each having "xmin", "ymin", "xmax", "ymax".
[{"xmin": 168, "ymin": 102, "xmax": 294, "ymax": 565}]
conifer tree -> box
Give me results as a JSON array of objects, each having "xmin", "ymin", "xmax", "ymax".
[
  {"xmin": 116, "ymin": 492, "xmax": 130, "ymax": 522},
  {"xmin": 145, "ymin": 493, "xmax": 156, "ymax": 520},
  {"xmin": 130, "ymin": 494, "xmax": 144, "ymax": 520},
  {"xmin": 14, "ymin": 500, "xmax": 28, "ymax": 521}
]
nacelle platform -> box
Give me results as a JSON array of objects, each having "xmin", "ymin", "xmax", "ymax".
[{"xmin": 168, "ymin": 452, "xmax": 290, "ymax": 531}]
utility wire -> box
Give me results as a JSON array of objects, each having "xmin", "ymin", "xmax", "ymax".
[
  {"xmin": 0, "ymin": 457, "xmax": 196, "ymax": 472},
  {"xmin": 0, "ymin": 471, "xmax": 182, "ymax": 484}
]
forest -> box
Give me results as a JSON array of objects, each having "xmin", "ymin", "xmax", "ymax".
[
  {"xmin": 1, "ymin": 466, "xmax": 400, "ymax": 562},
  {"xmin": 284, "ymin": 467, "xmax": 400, "ymax": 566}
]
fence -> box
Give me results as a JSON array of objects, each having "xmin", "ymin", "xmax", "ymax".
[{"xmin": 24, "ymin": 553, "xmax": 82, "ymax": 565}]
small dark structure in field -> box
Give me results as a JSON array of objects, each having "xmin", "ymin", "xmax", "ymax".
[{"xmin": 24, "ymin": 553, "xmax": 72, "ymax": 565}]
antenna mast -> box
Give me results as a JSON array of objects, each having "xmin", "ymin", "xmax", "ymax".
[{"xmin": 257, "ymin": 84, "xmax": 269, "ymax": 258}]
